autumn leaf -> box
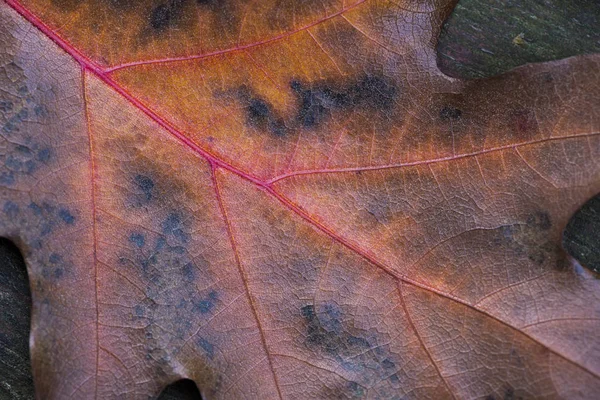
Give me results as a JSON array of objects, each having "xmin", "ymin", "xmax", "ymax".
[{"xmin": 1, "ymin": 0, "xmax": 599, "ymax": 398}]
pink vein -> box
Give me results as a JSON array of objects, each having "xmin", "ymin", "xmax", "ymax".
[
  {"xmin": 6, "ymin": 0, "xmax": 600, "ymax": 383},
  {"xmin": 104, "ymin": 0, "xmax": 367, "ymax": 73},
  {"xmin": 211, "ymin": 165, "xmax": 284, "ymax": 400},
  {"xmin": 81, "ymin": 70, "xmax": 99, "ymax": 400},
  {"xmin": 397, "ymin": 281, "xmax": 456, "ymax": 399},
  {"xmin": 267, "ymin": 131, "xmax": 600, "ymax": 184}
]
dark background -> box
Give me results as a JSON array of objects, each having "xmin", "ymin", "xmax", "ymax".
[{"xmin": 1, "ymin": 0, "xmax": 599, "ymax": 399}]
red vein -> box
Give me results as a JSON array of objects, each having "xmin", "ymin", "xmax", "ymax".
[
  {"xmin": 81, "ymin": 70, "xmax": 99, "ymax": 400},
  {"xmin": 267, "ymin": 131, "xmax": 600, "ymax": 184},
  {"xmin": 103, "ymin": 0, "xmax": 367, "ymax": 73},
  {"xmin": 397, "ymin": 281, "xmax": 456, "ymax": 399},
  {"xmin": 210, "ymin": 165, "xmax": 284, "ymax": 400}
]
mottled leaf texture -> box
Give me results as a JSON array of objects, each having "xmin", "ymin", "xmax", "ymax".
[{"xmin": 0, "ymin": 0, "xmax": 599, "ymax": 398}]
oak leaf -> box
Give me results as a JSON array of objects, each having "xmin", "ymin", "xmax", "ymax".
[{"xmin": 0, "ymin": 0, "xmax": 599, "ymax": 399}]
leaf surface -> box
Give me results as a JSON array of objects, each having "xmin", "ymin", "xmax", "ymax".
[{"xmin": 0, "ymin": 0, "xmax": 599, "ymax": 399}]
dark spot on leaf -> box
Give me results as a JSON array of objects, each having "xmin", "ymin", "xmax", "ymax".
[
  {"xmin": 291, "ymin": 74, "xmax": 398, "ymax": 129},
  {"xmin": 36, "ymin": 147, "xmax": 52, "ymax": 163},
  {"xmin": 2, "ymin": 201, "xmax": 19, "ymax": 218},
  {"xmin": 129, "ymin": 233, "xmax": 146, "ymax": 248},
  {"xmin": 247, "ymin": 98, "xmax": 270, "ymax": 125},
  {"xmin": 182, "ymin": 263, "xmax": 195, "ymax": 281},
  {"xmin": 58, "ymin": 208, "xmax": 75, "ymax": 225},
  {"xmin": 494, "ymin": 210, "xmax": 557, "ymax": 267},
  {"xmin": 196, "ymin": 0, "xmax": 239, "ymax": 31},
  {"xmin": 347, "ymin": 381, "xmax": 365, "ymax": 398},
  {"xmin": 155, "ymin": 236, "xmax": 167, "ymax": 251},
  {"xmin": 50, "ymin": 0, "xmax": 81, "ymax": 12},
  {"xmin": 301, "ymin": 303, "xmax": 373, "ymax": 371},
  {"xmin": 5, "ymin": 146, "xmax": 37, "ymax": 175},
  {"xmin": 526, "ymin": 211, "xmax": 551, "ymax": 231},
  {"xmin": 134, "ymin": 305, "xmax": 145, "ymax": 317},
  {"xmin": 0, "ymin": 172, "xmax": 15, "ymax": 186},
  {"xmin": 194, "ymin": 291, "xmax": 218, "ymax": 314},
  {"xmin": 382, "ymin": 358, "xmax": 395, "ymax": 369},
  {"xmin": 42, "ymin": 263, "xmax": 64, "ymax": 280},
  {"xmin": 33, "ymin": 105, "xmax": 48, "ymax": 118},
  {"xmin": 353, "ymin": 74, "xmax": 398, "ymax": 109},
  {"xmin": 197, "ymin": 337, "xmax": 215, "ymax": 359},
  {"xmin": 149, "ymin": 0, "xmax": 186, "ymax": 31},
  {"xmin": 0, "ymin": 100, "xmax": 13, "ymax": 113},
  {"xmin": 28, "ymin": 202, "xmax": 43, "ymax": 216},
  {"xmin": 134, "ymin": 174, "xmax": 155, "ymax": 202},
  {"xmin": 162, "ymin": 212, "xmax": 190, "ymax": 243},
  {"xmin": 103, "ymin": 0, "xmax": 133, "ymax": 9},
  {"xmin": 440, "ymin": 106, "xmax": 462, "ymax": 120},
  {"xmin": 238, "ymin": 87, "xmax": 287, "ymax": 137}
]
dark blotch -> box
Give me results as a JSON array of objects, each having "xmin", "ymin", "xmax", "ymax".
[
  {"xmin": 247, "ymin": 98, "xmax": 270, "ymax": 125},
  {"xmin": 301, "ymin": 303, "xmax": 369, "ymax": 361},
  {"xmin": 182, "ymin": 263, "xmax": 195, "ymax": 282},
  {"xmin": 0, "ymin": 100, "xmax": 13, "ymax": 113},
  {"xmin": 50, "ymin": 0, "xmax": 81, "ymax": 12},
  {"xmin": 33, "ymin": 105, "xmax": 48, "ymax": 118},
  {"xmin": 292, "ymin": 74, "xmax": 398, "ymax": 129},
  {"xmin": 28, "ymin": 202, "xmax": 43, "ymax": 216},
  {"xmin": 0, "ymin": 172, "xmax": 15, "ymax": 186},
  {"xmin": 150, "ymin": 0, "xmax": 185, "ymax": 31},
  {"xmin": 5, "ymin": 145, "xmax": 38, "ymax": 175},
  {"xmin": 194, "ymin": 291, "xmax": 218, "ymax": 314},
  {"xmin": 134, "ymin": 174, "xmax": 155, "ymax": 202},
  {"xmin": 526, "ymin": 211, "xmax": 551, "ymax": 231},
  {"xmin": 347, "ymin": 381, "xmax": 365, "ymax": 398},
  {"xmin": 300, "ymin": 302, "xmax": 401, "ymax": 382},
  {"xmin": 240, "ymin": 88, "xmax": 287, "ymax": 136},
  {"xmin": 440, "ymin": 106, "xmax": 462, "ymax": 120},
  {"xmin": 36, "ymin": 147, "xmax": 52, "ymax": 163},
  {"xmin": 352, "ymin": 75, "xmax": 398, "ymax": 109},
  {"xmin": 134, "ymin": 305, "xmax": 145, "ymax": 317},
  {"xmin": 495, "ymin": 210, "xmax": 557, "ymax": 268},
  {"xmin": 196, "ymin": 0, "xmax": 239, "ymax": 31},
  {"xmin": 58, "ymin": 208, "xmax": 75, "ymax": 225},
  {"xmin": 197, "ymin": 337, "xmax": 215, "ymax": 359},
  {"xmin": 129, "ymin": 233, "xmax": 146, "ymax": 248},
  {"xmin": 162, "ymin": 212, "xmax": 190, "ymax": 243}
]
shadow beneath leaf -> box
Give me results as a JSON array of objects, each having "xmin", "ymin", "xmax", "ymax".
[
  {"xmin": 157, "ymin": 379, "xmax": 202, "ymax": 400},
  {"xmin": 0, "ymin": 237, "xmax": 33, "ymax": 400},
  {"xmin": 563, "ymin": 194, "xmax": 600, "ymax": 273}
]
